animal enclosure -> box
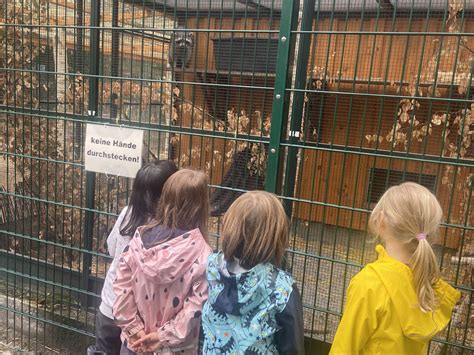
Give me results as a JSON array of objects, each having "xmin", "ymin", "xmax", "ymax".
[{"xmin": 0, "ymin": 0, "xmax": 473, "ymax": 354}]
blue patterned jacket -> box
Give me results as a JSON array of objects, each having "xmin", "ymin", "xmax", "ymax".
[{"xmin": 202, "ymin": 253, "xmax": 304, "ymax": 354}]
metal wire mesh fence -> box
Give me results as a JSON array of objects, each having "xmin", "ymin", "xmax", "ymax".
[{"xmin": 0, "ymin": 0, "xmax": 472, "ymax": 353}]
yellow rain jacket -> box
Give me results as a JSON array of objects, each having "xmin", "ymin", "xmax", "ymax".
[{"xmin": 330, "ymin": 245, "xmax": 460, "ymax": 355}]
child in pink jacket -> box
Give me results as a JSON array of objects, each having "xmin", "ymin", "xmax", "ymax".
[
  {"xmin": 93, "ymin": 160, "xmax": 177, "ymax": 355},
  {"xmin": 113, "ymin": 169, "xmax": 212, "ymax": 354}
]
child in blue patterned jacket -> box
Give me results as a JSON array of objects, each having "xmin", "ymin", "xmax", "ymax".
[{"xmin": 202, "ymin": 191, "xmax": 305, "ymax": 354}]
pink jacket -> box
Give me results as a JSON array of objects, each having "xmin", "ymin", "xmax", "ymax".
[{"xmin": 113, "ymin": 226, "xmax": 212, "ymax": 354}]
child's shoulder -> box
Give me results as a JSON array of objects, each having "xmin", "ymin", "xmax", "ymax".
[
  {"xmin": 206, "ymin": 251, "xmax": 221, "ymax": 265},
  {"xmin": 119, "ymin": 205, "xmax": 129, "ymax": 216},
  {"xmin": 350, "ymin": 262, "xmax": 387, "ymax": 293},
  {"xmin": 269, "ymin": 266, "xmax": 296, "ymax": 310},
  {"xmin": 272, "ymin": 265, "xmax": 295, "ymax": 287},
  {"xmin": 115, "ymin": 206, "xmax": 130, "ymax": 227}
]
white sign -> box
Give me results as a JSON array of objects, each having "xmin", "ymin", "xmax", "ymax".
[{"xmin": 84, "ymin": 124, "xmax": 144, "ymax": 178}]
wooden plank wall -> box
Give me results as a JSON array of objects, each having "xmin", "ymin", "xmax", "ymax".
[
  {"xmin": 306, "ymin": 16, "xmax": 474, "ymax": 85},
  {"xmin": 293, "ymin": 94, "xmax": 473, "ymax": 248},
  {"xmin": 173, "ymin": 14, "xmax": 473, "ymax": 248},
  {"xmin": 293, "ymin": 16, "xmax": 474, "ymax": 248},
  {"xmin": 175, "ymin": 15, "xmax": 278, "ymax": 185}
]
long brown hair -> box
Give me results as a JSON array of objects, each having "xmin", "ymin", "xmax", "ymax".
[
  {"xmin": 221, "ymin": 191, "xmax": 289, "ymax": 269},
  {"xmin": 154, "ymin": 169, "xmax": 209, "ymax": 237},
  {"xmin": 120, "ymin": 160, "xmax": 177, "ymax": 236},
  {"xmin": 369, "ymin": 182, "xmax": 443, "ymax": 312}
]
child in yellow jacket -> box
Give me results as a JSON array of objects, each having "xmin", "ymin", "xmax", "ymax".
[{"xmin": 330, "ymin": 182, "xmax": 460, "ymax": 355}]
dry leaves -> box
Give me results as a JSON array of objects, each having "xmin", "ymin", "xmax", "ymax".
[{"xmin": 2, "ymin": 1, "xmax": 128, "ymax": 262}]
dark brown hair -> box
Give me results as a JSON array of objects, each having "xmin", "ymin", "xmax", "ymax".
[
  {"xmin": 221, "ymin": 191, "xmax": 289, "ymax": 269},
  {"xmin": 120, "ymin": 160, "xmax": 177, "ymax": 236},
  {"xmin": 154, "ymin": 169, "xmax": 209, "ymax": 237}
]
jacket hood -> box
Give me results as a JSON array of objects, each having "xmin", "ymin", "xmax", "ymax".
[
  {"xmin": 206, "ymin": 253, "xmax": 282, "ymax": 316},
  {"xmin": 126, "ymin": 227, "xmax": 208, "ymax": 285},
  {"xmin": 370, "ymin": 245, "xmax": 460, "ymax": 341}
]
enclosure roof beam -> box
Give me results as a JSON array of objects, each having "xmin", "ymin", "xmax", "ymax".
[
  {"xmin": 235, "ymin": 0, "xmax": 271, "ymax": 11},
  {"xmin": 121, "ymin": 0, "xmax": 474, "ymax": 13}
]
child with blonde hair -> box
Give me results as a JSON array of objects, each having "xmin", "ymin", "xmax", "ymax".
[
  {"xmin": 331, "ymin": 182, "xmax": 460, "ymax": 354},
  {"xmin": 202, "ymin": 191, "xmax": 305, "ymax": 354},
  {"xmin": 113, "ymin": 169, "xmax": 212, "ymax": 354}
]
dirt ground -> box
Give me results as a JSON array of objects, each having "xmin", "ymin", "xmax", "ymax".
[{"xmin": 0, "ymin": 282, "xmax": 93, "ymax": 354}]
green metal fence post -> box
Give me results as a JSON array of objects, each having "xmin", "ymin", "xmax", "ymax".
[
  {"xmin": 81, "ymin": 0, "xmax": 101, "ymax": 304},
  {"xmin": 265, "ymin": 0, "xmax": 300, "ymax": 193},
  {"xmin": 282, "ymin": 0, "xmax": 315, "ymax": 215},
  {"xmin": 74, "ymin": 0, "xmax": 85, "ymax": 156},
  {"xmin": 110, "ymin": 0, "xmax": 119, "ymax": 120}
]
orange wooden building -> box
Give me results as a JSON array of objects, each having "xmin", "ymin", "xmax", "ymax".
[{"xmin": 137, "ymin": 0, "xmax": 473, "ymax": 249}]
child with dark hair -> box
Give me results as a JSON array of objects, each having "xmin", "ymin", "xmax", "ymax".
[{"xmin": 94, "ymin": 160, "xmax": 177, "ymax": 354}]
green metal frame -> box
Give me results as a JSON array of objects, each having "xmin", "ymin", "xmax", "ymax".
[
  {"xmin": 81, "ymin": 0, "xmax": 101, "ymax": 303},
  {"xmin": 282, "ymin": 0, "xmax": 315, "ymax": 214},
  {"xmin": 265, "ymin": 0, "xmax": 300, "ymax": 193}
]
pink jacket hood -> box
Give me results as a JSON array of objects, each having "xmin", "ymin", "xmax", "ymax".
[{"xmin": 126, "ymin": 227, "xmax": 208, "ymax": 284}]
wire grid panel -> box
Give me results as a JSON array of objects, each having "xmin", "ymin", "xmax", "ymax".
[
  {"xmin": 0, "ymin": 0, "xmax": 278, "ymax": 352},
  {"xmin": 0, "ymin": 0, "xmax": 175, "ymax": 352},
  {"xmin": 283, "ymin": 0, "xmax": 474, "ymax": 353},
  {"xmin": 0, "ymin": 0, "xmax": 473, "ymax": 353}
]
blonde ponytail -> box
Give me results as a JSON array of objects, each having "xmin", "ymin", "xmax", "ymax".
[
  {"xmin": 369, "ymin": 182, "xmax": 444, "ymax": 312},
  {"xmin": 410, "ymin": 237, "xmax": 440, "ymax": 312}
]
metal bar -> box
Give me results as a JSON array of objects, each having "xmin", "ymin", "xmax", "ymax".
[
  {"xmin": 265, "ymin": 0, "xmax": 300, "ymax": 193},
  {"xmin": 110, "ymin": 0, "xmax": 119, "ymax": 119},
  {"xmin": 5, "ymin": 23, "xmax": 474, "ymax": 36},
  {"xmin": 5, "ymin": 66, "xmax": 474, "ymax": 103},
  {"xmin": 81, "ymin": 0, "xmax": 100, "ymax": 303},
  {"xmin": 2, "ymin": 190, "xmax": 473, "ymax": 232},
  {"xmin": 0, "ymin": 254, "xmax": 103, "ymax": 299},
  {"xmin": 1, "ymin": 230, "xmax": 112, "ymax": 258},
  {"xmin": 0, "ymin": 304, "xmax": 95, "ymax": 338},
  {"xmin": 75, "ymin": 0, "xmax": 84, "ymax": 73},
  {"xmin": 282, "ymin": 0, "xmax": 315, "ymax": 214},
  {"xmin": 2, "ymin": 107, "xmax": 473, "ymax": 170}
]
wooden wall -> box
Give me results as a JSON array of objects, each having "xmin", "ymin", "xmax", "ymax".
[
  {"xmin": 304, "ymin": 16, "xmax": 474, "ymax": 85},
  {"xmin": 290, "ymin": 16, "xmax": 474, "ymax": 248},
  {"xmin": 174, "ymin": 15, "xmax": 279, "ymax": 185},
  {"xmin": 173, "ymin": 14, "xmax": 473, "ymax": 248},
  {"xmin": 180, "ymin": 15, "xmax": 280, "ymax": 113},
  {"xmin": 293, "ymin": 93, "xmax": 473, "ymax": 248}
]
